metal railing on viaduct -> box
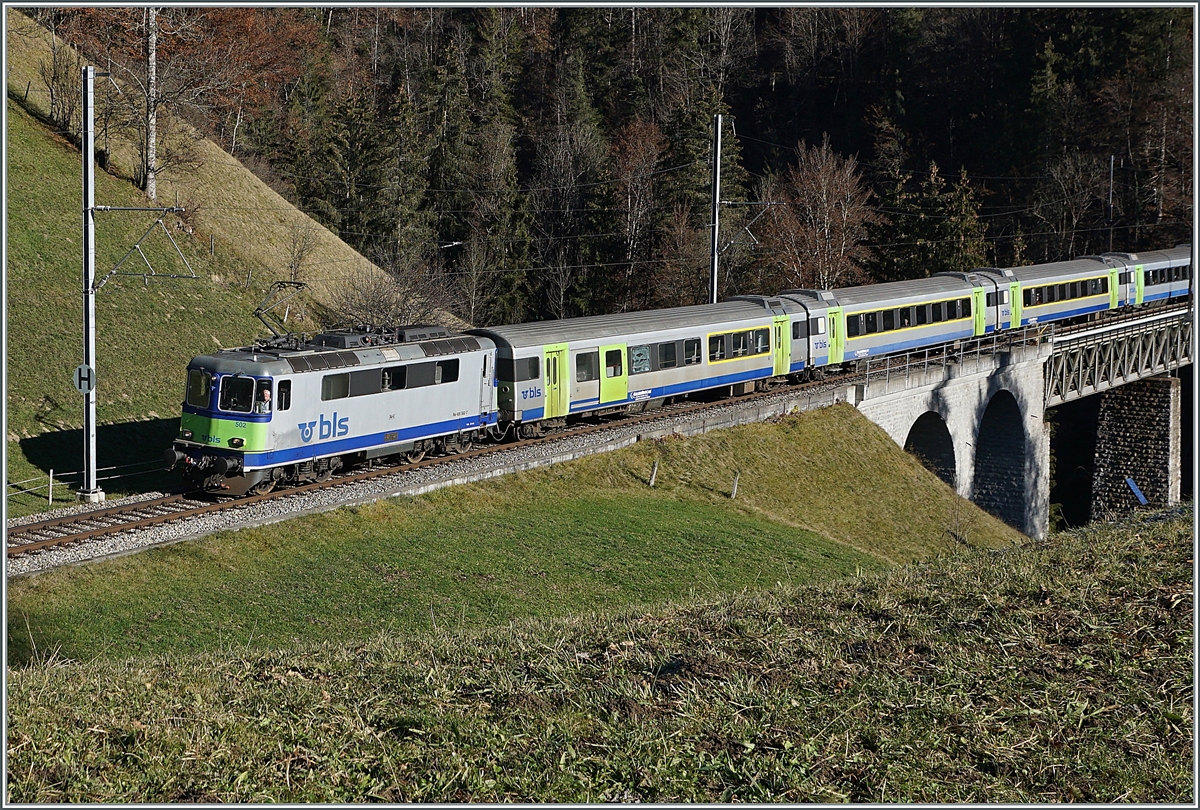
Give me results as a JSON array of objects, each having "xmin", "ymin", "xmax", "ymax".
[{"xmin": 1044, "ymin": 301, "xmax": 1193, "ymax": 407}]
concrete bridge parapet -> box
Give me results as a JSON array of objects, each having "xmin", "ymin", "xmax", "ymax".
[{"xmin": 853, "ymin": 342, "xmax": 1053, "ymax": 540}]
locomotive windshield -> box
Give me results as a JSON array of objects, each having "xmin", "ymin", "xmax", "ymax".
[
  {"xmin": 218, "ymin": 375, "xmax": 256, "ymax": 413},
  {"xmin": 185, "ymin": 369, "xmax": 212, "ymax": 409}
]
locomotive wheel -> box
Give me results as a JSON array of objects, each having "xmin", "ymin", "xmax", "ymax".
[
  {"xmin": 405, "ymin": 448, "xmax": 426, "ymax": 463},
  {"xmin": 249, "ymin": 478, "xmax": 276, "ymax": 496}
]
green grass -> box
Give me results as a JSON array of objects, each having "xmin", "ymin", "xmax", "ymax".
[
  {"xmin": 6, "ymin": 406, "xmax": 1023, "ymax": 664},
  {"xmin": 11, "ymin": 405, "xmax": 1013, "ymax": 664},
  {"xmin": 5, "ymin": 506, "xmax": 1190, "ymax": 802}
]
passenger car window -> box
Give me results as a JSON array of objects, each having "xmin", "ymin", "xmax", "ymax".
[
  {"xmin": 882, "ymin": 310, "xmax": 895, "ymax": 331},
  {"xmin": 731, "ymin": 332, "xmax": 750, "ymax": 357},
  {"xmin": 708, "ymin": 335, "xmax": 726, "ymax": 361},
  {"xmin": 186, "ymin": 369, "xmax": 211, "ymax": 409},
  {"xmin": 658, "ymin": 343, "xmax": 677, "ymax": 369},
  {"xmin": 629, "ymin": 345, "xmax": 651, "ymax": 374},
  {"xmin": 754, "ymin": 329, "xmax": 770, "ymax": 353},
  {"xmin": 219, "ymin": 375, "xmax": 255, "ymax": 412},
  {"xmin": 576, "ymin": 352, "xmax": 599, "ymax": 382},
  {"xmin": 684, "ymin": 339, "xmax": 702, "ymax": 365}
]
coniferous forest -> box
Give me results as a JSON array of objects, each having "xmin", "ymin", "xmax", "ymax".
[{"xmin": 34, "ymin": 6, "xmax": 1193, "ymax": 326}]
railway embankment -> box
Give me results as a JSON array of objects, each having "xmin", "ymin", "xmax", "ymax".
[{"xmin": 6, "ymin": 406, "xmax": 1191, "ymax": 801}]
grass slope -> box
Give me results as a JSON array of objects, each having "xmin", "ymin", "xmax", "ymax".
[
  {"xmin": 4, "ymin": 98, "xmax": 266, "ymax": 514},
  {"xmin": 6, "ymin": 506, "xmax": 1190, "ymax": 802},
  {"xmin": 7, "ymin": 405, "xmax": 1023, "ymax": 664},
  {"xmin": 2, "ymin": 11, "xmax": 396, "ymax": 517}
]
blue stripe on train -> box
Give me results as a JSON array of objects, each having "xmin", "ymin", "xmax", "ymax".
[
  {"xmin": 845, "ymin": 327, "xmax": 975, "ymax": 357},
  {"xmin": 1020, "ymin": 301, "xmax": 1111, "ymax": 326},
  {"xmin": 240, "ymin": 413, "xmax": 497, "ymax": 469}
]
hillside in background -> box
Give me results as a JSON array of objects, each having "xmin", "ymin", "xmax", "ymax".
[{"xmin": 3, "ymin": 12, "xmax": 401, "ymax": 515}]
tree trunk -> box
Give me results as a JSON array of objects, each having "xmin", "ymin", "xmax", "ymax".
[{"xmin": 145, "ymin": 6, "xmax": 158, "ymax": 201}]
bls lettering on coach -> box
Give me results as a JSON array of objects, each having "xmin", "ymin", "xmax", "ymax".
[{"xmin": 298, "ymin": 412, "xmax": 350, "ymax": 443}]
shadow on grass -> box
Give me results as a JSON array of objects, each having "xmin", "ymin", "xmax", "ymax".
[{"xmin": 16, "ymin": 418, "xmax": 183, "ymax": 498}]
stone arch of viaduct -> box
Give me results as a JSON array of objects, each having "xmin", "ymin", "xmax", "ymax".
[{"xmin": 854, "ymin": 348, "xmax": 1052, "ymax": 540}]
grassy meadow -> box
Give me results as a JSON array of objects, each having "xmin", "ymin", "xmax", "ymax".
[
  {"xmin": 7, "ymin": 404, "xmax": 1024, "ymax": 664},
  {"xmin": 6, "ymin": 503, "xmax": 1190, "ymax": 802}
]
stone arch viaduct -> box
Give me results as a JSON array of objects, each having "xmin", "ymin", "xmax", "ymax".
[{"xmin": 848, "ymin": 304, "xmax": 1191, "ymax": 539}]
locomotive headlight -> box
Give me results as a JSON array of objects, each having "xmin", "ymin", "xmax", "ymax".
[
  {"xmin": 228, "ymin": 437, "xmax": 245, "ymax": 448},
  {"xmin": 180, "ymin": 429, "xmax": 193, "ymax": 440}
]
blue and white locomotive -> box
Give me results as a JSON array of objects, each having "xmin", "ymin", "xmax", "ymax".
[{"xmin": 168, "ymin": 245, "xmax": 1190, "ymax": 494}]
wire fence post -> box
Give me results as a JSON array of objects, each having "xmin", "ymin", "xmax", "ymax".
[
  {"xmin": 731, "ymin": 471, "xmax": 740, "ymax": 500},
  {"xmin": 649, "ymin": 460, "xmax": 659, "ymax": 488},
  {"xmin": 48, "ymin": 469, "xmax": 53, "ymax": 507}
]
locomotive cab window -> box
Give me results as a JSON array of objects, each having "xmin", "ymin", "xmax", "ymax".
[
  {"xmin": 276, "ymin": 380, "xmax": 292, "ymax": 411},
  {"xmin": 186, "ymin": 369, "xmax": 212, "ymax": 409},
  {"xmin": 219, "ymin": 375, "xmax": 255, "ymax": 413},
  {"xmin": 254, "ymin": 379, "xmax": 273, "ymax": 413}
]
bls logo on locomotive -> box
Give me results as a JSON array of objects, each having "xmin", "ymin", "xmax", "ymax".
[{"xmin": 299, "ymin": 412, "xmax": 350, "ymax": 443}]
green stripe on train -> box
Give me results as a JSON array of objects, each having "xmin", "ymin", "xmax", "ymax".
[{"xmin": 180, "ymin": 412, "xmax": 270, "ymax": 452}]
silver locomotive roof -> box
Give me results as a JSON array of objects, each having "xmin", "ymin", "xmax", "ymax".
[{"xmin": 187, "ymin": 329, "xmax": 494, "ymax": 376}]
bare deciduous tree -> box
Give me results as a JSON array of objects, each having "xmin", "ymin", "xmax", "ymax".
[
  {"xmin": 654, "ymin": 203, "xmax": 709, "ymax": 307},
  {"xmin": 287, "ymin": 220, "xmax": 320, "ymax": 283},
  {"xmin": 760, "ymin": 135, "xmax": 874, "ymax": 290},
  {"xmin": 38, "ymin": 24, "xmax": 81, "ymax": 136}
]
